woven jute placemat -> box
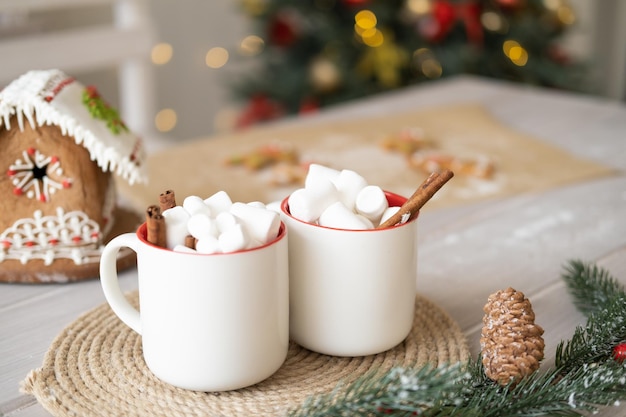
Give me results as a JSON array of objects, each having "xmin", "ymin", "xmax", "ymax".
[{"xmin": 22, "ymin": 291, "xmax": 469, "ymax": 417}]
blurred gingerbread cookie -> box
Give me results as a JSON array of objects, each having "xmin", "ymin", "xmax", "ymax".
[
  {"xmin": 225, "ymin": 141, "xmax": 299, "ymax": 171},
  {"xmin": 379, "ymin": 127, "xmax": 432, "ymax": 156},
  {"xmin": 409, "ymin": 152, "xmax": 495, "ymax": 179}
]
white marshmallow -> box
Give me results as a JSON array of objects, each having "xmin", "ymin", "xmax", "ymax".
[
  {"xmin": 334, "ymin": 169, "xmax": 368, "ymax": 211},
  {"xmin": 183, "ymin": 195, "xmax": 211, "ymax": 216},
  {"xmin": 195, "ymin": 236, "xmax": 221, "ymax": 254},
  {"xmin": 229, "ymin": 202, "xmax": 281, "ymax": 243},
  {"xmin": 215, "ymin": 211, "xmax": 238, "ymax": 234},
  {"xmin": 204, "ymin": 191, "xmax": 233, "ymax": 214},
  {"xmin": 304, "ymin": 163, "xmax": 341, "ymax": 189},
  {"xmin": 288, "ymin": 178, "xmax": 339, "ymax": 222},
  {"xmin": 247, "ymin": 201, "xmax": 266, "ymax": 209},
  {"xmin": 218, "ymin": 223, "xmax": 249, "ymax": 253},
  {"xmin": 173, "ymin": 244, "xmax": 197, "ymax": 254},
  {"xmin": 162, "ymin": 206, "xmax": 191, "ymax": 249},
  {"xmin": 379, "ymin": 206, "xmax": 401, "ymax": 226},
  {"xmin": 187, "ymin": 213, "xmax": 218, "ymax": 240},
  {"xmin": 265, "ymin": 200, "xmax": 282, "ymax": 214},
  {"xmin": 355, "ymin": 185, "xmax": 388, "ymax": 223},
  {"xmin": 319, "ymin": 201, "xmax": 370, "ymax": 230},
  {"xmin": 356, "ymin": 214, "xmax": 374, "ymax": 229}
]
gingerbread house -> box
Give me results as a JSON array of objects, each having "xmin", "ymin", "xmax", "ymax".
[{"xmin": 0, "ymin": 69, "xmax": 146, "ymax": 283}]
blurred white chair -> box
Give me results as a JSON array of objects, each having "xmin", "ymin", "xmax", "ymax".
[{"xmin": 0, "ymin": 0, "xmax": 156, "ymax": 138}]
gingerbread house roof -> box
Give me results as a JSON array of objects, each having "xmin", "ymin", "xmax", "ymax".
[{"xmin": 0, "ymin": 69, "xmax": 146, "ymax": 185}]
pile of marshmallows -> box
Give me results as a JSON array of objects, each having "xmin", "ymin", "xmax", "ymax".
[
  {"xmin": 287, "ymin": 164, "xmax": 400, "ymax": 229},
  {"xmin": 163, "ymin": 191, "xmax": 281, "ymax": 254},
  {"xmin": 161, "ymin": 164, "xmax": 400, "ymax": 254}
]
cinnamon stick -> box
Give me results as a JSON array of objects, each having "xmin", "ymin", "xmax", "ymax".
[
  {"xmin": 184, "ymin": 234, "xmax": 197, "ymax": 250},
  {"xmin": 377, "ymin": 169, "xmax": 454, "ymax": 229},
  {"xmin": 159, "ymin": 189, "xmax": 176, "ymax": 212},
  {"xmin": 146, "ymin": 205, "xmax": 166, "ymax": 247}
]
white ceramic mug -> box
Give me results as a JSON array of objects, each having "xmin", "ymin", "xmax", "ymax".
[
  {"xmin": 280, "ymin": 191, "xmax": 417, "ymax": 356},
  {"xmin": 99, "ymin": 222, "xmax": 289, "ymax": 391}
]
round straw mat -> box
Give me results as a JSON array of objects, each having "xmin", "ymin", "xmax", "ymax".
[{"xmin": 22, "ymin": 291, "xmax": 469, "ymax": 417}]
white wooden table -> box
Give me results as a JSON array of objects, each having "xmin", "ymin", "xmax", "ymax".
[{"xmin": 2, "ymin": 76, "xmax": 625, "ymax": 416}]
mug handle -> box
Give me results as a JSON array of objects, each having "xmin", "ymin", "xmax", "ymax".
[{"xmin": 99, "ymin": 232, "xmax": 142, "ymax": 335}]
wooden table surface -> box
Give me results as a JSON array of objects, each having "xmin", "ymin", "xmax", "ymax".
[{"xmin": 2, "ymin": 75, "xmax": 625, "ymax": 416}]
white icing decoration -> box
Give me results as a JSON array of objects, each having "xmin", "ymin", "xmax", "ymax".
[
  {"xmin": 0, "ymin": 208, "xmax": 104, "ymax": 266},
  {"xmin": 8, "ymin": 148, "xmax": 70, "ymax": 202},
  {"xmin": 0, "ymin": 69, "xmax": 146, "ymax": 185}
]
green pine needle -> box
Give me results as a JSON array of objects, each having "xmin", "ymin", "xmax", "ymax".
[
  {"xmin": 287, "ymin": 259, "xmax": 626, "ymax": 417},
  {"xmin": 561, "ymin": 259, "xmax": 625, "ymax": 316}
]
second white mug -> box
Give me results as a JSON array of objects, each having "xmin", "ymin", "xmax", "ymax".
[{"xmin": 281, "ymin": 191, "xmax": 418, "ymax": 356}]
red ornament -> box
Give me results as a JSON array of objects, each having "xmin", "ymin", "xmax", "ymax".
[
  {"xmin": 341, "ymin": 0, "xmax": 370, "ymax": 6},
  {"xmin": 613, "ymin": 343, "xmax": 626, "ymax": 362},
  {"xmin": 236, "ymin": 95, "xmax": 285, "ymax": 128},
  {"xmin": 299, "ymin": 98, "xmax": 319, "ymax": 114},
  {"xmin": 547, "ymin": 44, "xmax": 572, "ymax": 65},
  {"xmin": 268, "ymin": 12, "xmax": 300, "ymax": 47},
  {"xmin": 495, "ymin": 0, "xmax": 524, "ymax": 10},
  {"xmin": 427, "ymin": 0, "xmax": 483, "ymax": 45}
]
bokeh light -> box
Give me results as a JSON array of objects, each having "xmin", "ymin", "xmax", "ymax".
[
  {"xmin": 481, "ymin": 11, "xmax": 507, "ymax": 33},
  {"xmin": 355, "ymin": 10, "xmax": 377, "ymax": 30},
  {"xmin": 503, "ymin": 40, "xmax": 528, "ymax": 66},
  {"xmin": 239, "ymin": 35, "xmax": 265, "ymax": 56},
  {"xmin": 151, "ymin": 43, "xmax": 173, "ymax": 65},
  {"xmin": 406, "ymin": 0, "xmax": 431, "ymax": 15},
  {"xmin": 421, "ymin": 58, "xmax": 442, "ymax": 78},
  {"xmin": 413, "ymin": 48, "xmax": 442, "ymax": 79},
  {"xmin": 155, "ymin": 108, "xmax": 177, "ymax": 132},
  {"xmin": 362, "ymin": 29, "xmax": 384, "ymax": 47},
  {"xmin": 354, "ymin": 10, "xmax": 385, "ymax": 47},
  {"xmin": 556, "ymin": 5, "xmax": 575, "ymax": 25},
  {"xmin": 205, "ymin": 47, "xmax": 229, "ymax": 68}
]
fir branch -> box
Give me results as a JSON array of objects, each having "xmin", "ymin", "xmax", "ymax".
[
  {"xmin": 474, "ymin": 361, "xmax": 626, "ymax": 417},
  {"xmin": 561, "ymin": 259, "xmax": 625, "ymax": 316},
  {"xmin": 555, "ymin": 295, "xmax": 626, "ymax": 372},
  {"xmin": 289, "ymin": 363, "xmax": 472, "ymax": 417}
]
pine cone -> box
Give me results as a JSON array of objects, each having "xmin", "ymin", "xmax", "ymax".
[{"xmin": 480, "ymin": 287, "xmax": 545, "ymax": 386}]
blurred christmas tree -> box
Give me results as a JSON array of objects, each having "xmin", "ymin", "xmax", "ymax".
[{"xmin": 232, "ymin": 0, "xmax": 587, "ymax": 126}]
